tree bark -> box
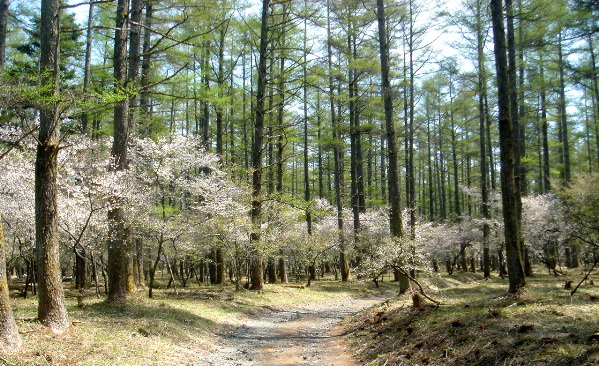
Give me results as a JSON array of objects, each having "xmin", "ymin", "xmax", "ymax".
[
  {"xmin": 490, "ymin": 0, "xmax": 526, "ymax": 294},
  {"xmin": 35, "ymin": 0, "xmax": 70, "ymax": 334},
  {"xmin": 475, "ymin": 0, "xmax": 491, "ymax": 279},
  {"xmin": 249, "ymin": 0, "xmax": 270, "ymax": 291},
  {"xmin": 539, "ymin": 62, "xmax": 551, "ymax": 193},
  {"xmin": 81, "ymin": 1, "xmax": 94, "ymax": 134},
  {"xmin": 107, "ymin": 0, "xmax": 131, "ymax": 303},
  {"xmin": 327, "ymin": 0, "xmax": 349, "ymax": 282},
  {"xmin": 557, "ymin": 31, "xmax": 571, "ymax": 182},
  {"xmin": 377, "ymin": 0, "xmax": 408, "ymax": 291},
  {"xmin": 0, "ymin": 0, "xmax": 7, "ymax": 68}
]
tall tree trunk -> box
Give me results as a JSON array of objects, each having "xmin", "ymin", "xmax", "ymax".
[
  {"xmin": 557, "ymin": 31, "xmax": 571, "ymax": 182},
  {"xmin": 139, "ymin": 2, "xmax": 153, "ymax": 126},
  {"xmin": 348, "ymin": 24, "xmax": 361, "ymax": 244},
  {"xmin": 539, "ymin": 61, "xmax": 551, "ymax": 193},
  {"xmin": 476, "ymin": 0, "xmax": 491, "ymax": 278},
  {"xmin": 36, "ymin": 0, "xmax": 70, "ymax": 333},
  {"xmin": 0, "ymin": 0, "xmax": 7, "ymax": 68},
  {"xmin": 303, "ymin": 11, "xmax": 312, "ymax": 235},
  {"xmin": 327, "ymin": 0, "xmax": 349, "ymax": 282},
  {"xmin": 107, "ymin": 0, "xmax": 131, "ymax": 303},
  {"xmin": 249, "ymin": 0, "xmax": 270, "ymax": 291},
  {"xmin": 216, "ymin": 23, "xmax": 229, "ymax": 155},
  {"xmin": 490, "ymin": 0, "xmax": 526, "ymax": 294},
  {"xmin": 81, "ymin": 1, "xmax": 94, "ymax": 134},
  {"xmin": 377, "ymin": 0, "xmax": 408, "ymax": 292},
  {"xmin": 127, "ymin": 0, "xmax": 143, "ymax": 131},
  {"xmin": 201, "ymin": 43, "xmax": 210, "ymax": 146}
]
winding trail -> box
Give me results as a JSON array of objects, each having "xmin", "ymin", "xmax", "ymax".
[{"xmin": 197, "ymin": 298, "xmax": 383, "ymax": 366}]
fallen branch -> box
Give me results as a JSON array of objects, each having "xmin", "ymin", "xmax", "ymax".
[
  {"xmin": 570, "ymin": 260, "xmax": 597, "ymax": 296},
  {"xmin": 392, "ymin": 265, "xmax": 443, "ymax": 305}
]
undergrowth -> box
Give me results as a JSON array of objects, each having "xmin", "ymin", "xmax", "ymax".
[{"xmin": 345, "ymin": 269, "xmax": 599, "ymax": 366}]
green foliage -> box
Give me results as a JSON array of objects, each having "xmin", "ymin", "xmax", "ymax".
[{"xmin": 8, "ymin": 11, "xmax": 83, "ymax": 84}]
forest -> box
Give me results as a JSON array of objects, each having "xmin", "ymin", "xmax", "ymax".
[{"xmin": 0, "ymin": 0, "xmax": 598, "ymax": 364}]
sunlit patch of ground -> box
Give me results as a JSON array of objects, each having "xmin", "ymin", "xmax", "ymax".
[{"xmin": 345, "ymin": 269, "xmax": 599, "ymax": 366}]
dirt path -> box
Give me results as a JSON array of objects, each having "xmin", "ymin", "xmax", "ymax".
[{"xmin": 196, "ymin": 298, "xmax": 383, "ymax": 366}]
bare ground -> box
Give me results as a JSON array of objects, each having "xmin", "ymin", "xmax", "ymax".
[{"xmin": 193, "ymin": 298, "xmax": 383, "ymax": 366}]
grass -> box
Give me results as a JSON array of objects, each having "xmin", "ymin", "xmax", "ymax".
[
  {"xmin": 2, "ymin": 270, "xmax": 597, "ymax": 365},
  {"xmin": 344, "ymin": 268, "xmax": 599, "ymax": 366},
  {"xmin": 0, "ymin": 277, "xmax": 396, "ymax": 365}
]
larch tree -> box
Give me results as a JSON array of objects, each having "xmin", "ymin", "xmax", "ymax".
[
  {"xmin": 327, "ymin": 0, "xmax": 350, "ymax": 282},
  {"xmin": 249, "ymin": 0, "xmax": 271, "ymax": 291},
  {"xmin": 107, "ymin": 0, "xmax": 131, "ymax": 303},
  {"xmin": 376, "ymin": 0, "xmax": 408, "ymax": 292},
  {"xmin": 36, "ymin": 0, "xmax": 70, "ymax": 332},
  {"xmin": 490, "ymin": 0, "xmax": 526, "ymax": 294}
]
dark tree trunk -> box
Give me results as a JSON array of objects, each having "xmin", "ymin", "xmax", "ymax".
[
  {"xmin": 216, "ymin": 24, "xmax": 228, "ymax": 155},
  {"xmin": 278, "ymin": 256, "xmax": 288, "ymax": 284},
  {"xmin": 476, "ymin": 0, "xmax": 491, "ymax": 279},
  {"xmin": 327, "ymin": 1, "xmax": 349, "ymax": 282},
  {"xmin": 81, "ymin": 1, "xmax": 94, "ymax": 134},
  {"xmin": 126, "ymin": 0, "xmax": 144, "ymax": 131},
  {"xmin": 539, "ymin": 62, "xmax": 551, "ymax": 193},
  {"xmin": 377, "ymin": 0, "xmax": 407, "ymax": 291},
  {"xmin": 267, "ymin": 257, "xmax": 277, "ymax": 284},
  {"xmin": 0, "ymin": 0, "xmax": 7, "ymax": 68},
  {"xmin": 107, "ymin": 0, "xmax": 130, "ymax": 303},
  {"xmin": 36, "ymin": 0, "xmax": 70, "ymax": 333},
  {"xmin": 302, "ymin": 15, "xmax": 312, "ymax": 235},
  {"xmin": 74, "ymin": 248, "xmax": 86, "ymax": 289},
  {"xmin": 215, "ymin": 248, "xmax": 224, "ymax": 285},
  {"xmin": 491, "ymin": 0, "xmax": 526, "ymax": 294},
  {"xmin": 557, "ymin": 32, "xmax": 571, "ymax": 182},
  {"xmin": 139, "ymin": 2, "xmax": 153, "ymax": 125},
  {"xmin": 249, "ymin": 0, "xmax": 270, "ymax": 291}
]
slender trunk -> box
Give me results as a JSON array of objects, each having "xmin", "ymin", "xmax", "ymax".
[
  {"xmin": 477, "ymin": 1, "xmax": 491, "ymax": 278},
  {"xmin": 327, "ymin": 1, "xmax": 349, "ymax": 281},
  {"xmin": 377, "ymin": 0, "xmax": 407, "ymax": 291},
  {"xmin": 249, "ymin": 0, "xmax": 270, "ymax": 291},
  {"xmin": 139, "ymin": 2, "xmax": 153, "ymax": 125},
  {"xmin": 216, "ymin": 23, "xmax": 228, "ymax": 155},
  {"xmin": 539, "ymin": 62, "xmax": 551, "ymax": 193},
  {"xmin": 557, "ymin": 32, "xmax": 570, "ymax": 181},
  {"xmin": 303, "ymin": 12, "xmax": 312, "ymax": 235},
  {"xmin": 0, "ymin": 0, "xmax": 7, "ymax": 67},
  {"xmin": 148, "ymin": 239, "xmax": 163, "ymax": 298},
  {"xmin": 127, "ymin": 0, "xmax": 143, "ymax": 131},
  {"xmin": 81, "ymin": 2, "xmax": 94, "ymax": 134},
  {"xmin": 490, "ymin": 0, "xmax": 526, "ymax": 294}
]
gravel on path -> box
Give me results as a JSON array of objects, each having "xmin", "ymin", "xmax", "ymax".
[{"xmin": 196, "ymin": 298, "xmax": 383, "ymax": 366}]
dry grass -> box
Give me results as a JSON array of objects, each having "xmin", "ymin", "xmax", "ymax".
[
  {"xmin": 0, "ymin": 277, "xmax": 396, "ymax": 365},
  {"xmin": 345, "ymin": 269, "xmax": 599, "ymax": 366}
]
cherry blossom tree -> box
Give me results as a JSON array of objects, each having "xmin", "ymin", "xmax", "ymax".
[
  {"xmin": 0, "ymin": 126, "xmax": 29, "ymax": 349},
  {"xmin": 129, "ymin": 135, "xmax": 248, "ymax": 296}
]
